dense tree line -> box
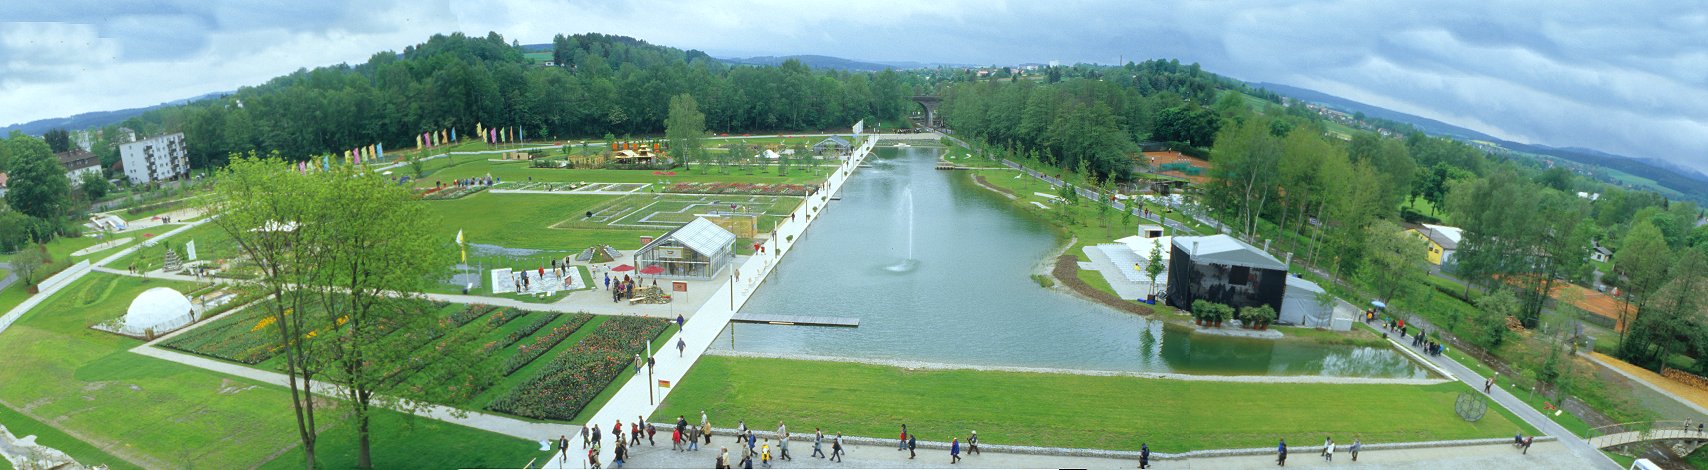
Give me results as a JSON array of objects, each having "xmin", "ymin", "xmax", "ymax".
[
  {"xmin": 112, "ymin": 32, "xmax": 913, "ymax": 169},
  {"xmin": 936, "ymin": 60, "xmax": 1266, "ymax": 181}
]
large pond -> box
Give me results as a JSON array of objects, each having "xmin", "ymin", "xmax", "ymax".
[{"xmin": 713, "ymin": 146, "xmax": 1427, "ymax": 378}]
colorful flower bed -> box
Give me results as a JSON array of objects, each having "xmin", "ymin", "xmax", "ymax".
[
  {"xmin": 500, "ymin": 314, "xmax": 595, "ymax": 375},
  {"xmin": 664, "ymin": 181, "xmax": 817, "ymax": 196},
  {"xmin": 487, "ymin": 316, "xmax": 669, "ymax": 420},
  {"xmin": 162, "ymin": 306, "xmax": 281, "ymax": 364}
]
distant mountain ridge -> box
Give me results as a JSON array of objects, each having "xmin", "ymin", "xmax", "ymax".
[
  {"xmin": 1253, "ymin": 82, "xmax": 1708, "ymax": 202},
  {"xmin": 1, "ymin": 92, "xmax": 228, "ymax": 136},
  {"xmin": 719, "ymin": 54, "xmax": 901, "ymax": 71}
]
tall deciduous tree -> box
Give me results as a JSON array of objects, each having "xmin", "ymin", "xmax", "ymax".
[
  {"xmin": 210, "ymin": 153, "xmax": 331, "ymax": 470},
  {"xmin": 1360, "ymin": 220, "xmax": 1427, "ymax": 303},
  {"xmin": 310, "ymin": 166, "xmax": 466, "ymax": 468},
  {"xmin": 3, "ymin": 137, "xmax": 72, "ymax": 243},
  {"xmin": 664, "ymin": 93, "xmax": 706, "ymax": 172},
  {"xmin": 42, "ymin": 129, "xmax": 72, "ymax": 153},
  {"xmin": 1614, "ymin": 220, "xmax": 1671, "ymax": 346}
]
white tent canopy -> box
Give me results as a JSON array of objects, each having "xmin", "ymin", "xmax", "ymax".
[{"xmin": 121, "ymin": 287, "xmax": 194, "ymax": 334}]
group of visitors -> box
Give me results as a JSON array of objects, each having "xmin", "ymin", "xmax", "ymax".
[
  {"xmin": 575, "ymin": 415, "xmax": 992, "ymax": 468},
  {"xmin": 605, "ymin": 273, "xmax": 652, "ymax": 302},
  {"xmin": 435, "ymin": 175, "xmax": 498, "ymax": 188},
  {"xmin": 1410, "ymin": 328, "xmax": 1444, "ymax": 356},
  {"xmin": 1275, "ymin": 436, "xmax": 1360, "ymax": 466}
]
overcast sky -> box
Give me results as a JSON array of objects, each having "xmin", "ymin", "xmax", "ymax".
[{"xmin": 3, "ymin": 1, "xmax": 1706, "ymax": 173}]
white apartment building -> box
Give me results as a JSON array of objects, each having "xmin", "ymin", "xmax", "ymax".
[{"xmin": 120, "ymin": 133, "xmax": 189, "ymax": 184}]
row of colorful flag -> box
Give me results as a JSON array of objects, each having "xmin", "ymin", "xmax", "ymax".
[{"xmin": 296, "ymin": 143, "xmax": 383, "ymax": 174}]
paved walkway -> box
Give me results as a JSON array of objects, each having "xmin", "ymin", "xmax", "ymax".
[
  {"xmin": 0, "ymin": 262, "xmax": 13, "ymax": 295},
  {"xmin": 568, "ymin": 137, "xmax": 879, "ymax": 468},
  {"xmin": 1386, "ymin": 330, "xmax": 1621, "ymax": 469},
  {"xmin": 537, "ymin": 435, "xmax": 1587, "ymax": 469}
]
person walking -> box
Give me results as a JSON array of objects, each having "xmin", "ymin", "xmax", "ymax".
[
  {"xmin": 968, "ymin": 431, "xmax": 980, "ymax": 455},
  {"xmin": 1351, "ymin": 437, "xmax": 1361, "ymax": 461},
  {"xmin": 831, "ymin": 432, "xmax": 844, "ymax": 462},
  {"xmin": 908, "ymin": 433, "xmax": 917, "ymax": 459},
  {"xmin": 951, "ymin": 437, "xmax": 961, "ymax": 464},
  {"xmin": 689, "ymin": 425, "xmax": 701, "ymax": 451},
  {"xmin": 898, "ymin": 424, "xmax": 908, "ymax": 451},
  {"xmin": 673, "ymin": 427, "xmax": 684, "ymax": 451},
  {"xmin": 760, "ymin": 439, "xmax": 773, "ymax": 468},
  {"xmin": 559, "ymin": 435, "xmax": 570, "ymax": 466},
  {"xmin": 777, "ymin": 422, "xmax": 791, "ymax": 461},
  {"xmin": 589, "ymin": 447, "xmax": 601, "ymax": 469},
  {"xmin": 678, "ymin": 337, "xmax": 687, "ymax": 357},
  {"xmin": 812, "ymin": 428, "xmax": 826, "ymax": 458},
  {"xmin": 647, "ymin": 422, "xmax": 657, "ymax": 446},
  {"xmin": 737, "ymin": 420, "xmax": 748, "ymax": 445},
  {"xmin": 613, "ymin": 442, "xmax": 627, "ymax": 469},
  {"xmin": 1277, "ymin": 438, "xmax": 1287, "ymax": 466},
  {"xmin": 1140, "ymin": 443, "xmax": 1150, "ymax": 469},
  {"xmin": 593, "ymin": 424, "xmax": 603, "ymax": 448},
  {"xmin": 632, "ymin": 422, "xmax": 643, "ymax": 446},
  {"xmin": 718, "ymin": 448, "xmax": 731, "ymax": 469},
  {"xmin": 704, "ymin": 420, "xmax": 715, "ymax": 446},
  {"xmin": 1522, "ymin": 435, "xmax": 1533, "ymax": 454},
  {"xmin": 582, "ymin": 426, "xmax": 591, "ymax": 449},
  {"xmin": 1322, "ymin": 437, "xmax": 1333, "ymax": 462}
]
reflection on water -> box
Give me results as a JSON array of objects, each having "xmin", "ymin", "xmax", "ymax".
[{"xmin": 714, "ymin": 147, "xmax": 1427, "ymax": 378}]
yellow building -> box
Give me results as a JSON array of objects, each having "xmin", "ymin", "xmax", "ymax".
[{"xmin": 1407, "ymin": 224, "xmax": 1462, "ymax": 266}]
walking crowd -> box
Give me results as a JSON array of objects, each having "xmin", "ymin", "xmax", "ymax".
[{"xmin": 556, "ymin": 414, "xmax": 991, "ymax": 468}]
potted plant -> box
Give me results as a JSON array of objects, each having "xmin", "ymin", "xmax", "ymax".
[
  {"xmin": 1240, "ymin": 305, "xmax": 1277, "ymax": 330},
  {"xmin": 1211, "ymin": 304, "xmax": 1226, "ymax": 328},
  {"xmin": 1191, "ymin": 300, "xmax": 1211, "ymax": 326}
]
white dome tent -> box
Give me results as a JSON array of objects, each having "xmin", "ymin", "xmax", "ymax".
[{"xmin": 94, "ymin": 287, "xmax": 197, "ymax": 338}]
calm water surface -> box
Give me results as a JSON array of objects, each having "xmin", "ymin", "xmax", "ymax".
[{"xmin": 713, "ymin": 146, "xmax": 1426, "ymax": 378}]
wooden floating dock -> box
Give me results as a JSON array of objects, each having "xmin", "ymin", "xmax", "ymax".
[{"xmin": 731, "ymin": 313, "xmax": 860, "ymax": 327}]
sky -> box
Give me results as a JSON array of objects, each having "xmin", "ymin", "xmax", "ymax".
[{"xmin": 3, "ymin": 0, "xmax": 1706, "ymax": 173}]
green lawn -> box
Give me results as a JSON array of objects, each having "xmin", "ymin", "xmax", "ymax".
[
  {"xmin": 421, "ymin": 192, "xmax": 656, "ymax": 251},
  {"xmin": 655, "ymin": 356, "xmax": 1534, "ymax": 453},
  {"xmin": 0, "ymin": 403, "xmax": 143, "ymax": 470},
  {"xmin": 258, "ymin": 407, "xmax": 539, "ymax": 470},
  {"xmin": 0, "ymin": 272, "xmax": 568, "ymax": 468},
  {"xmin": 109, "ymin": 222, "xmax": 233, "ymax": 273}
]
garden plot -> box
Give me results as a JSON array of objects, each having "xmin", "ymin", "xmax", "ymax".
[{"xmin": 589, "ymin": 194, "xmax": 798, "ymax": 229}]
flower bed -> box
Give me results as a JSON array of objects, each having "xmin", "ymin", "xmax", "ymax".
[
  {"xmin": 485, "ymin": 313, "xmax": 558, "ymax": 353},
  {"xmin": 487, "ymin": 316, "xmax": 669, "ymax": 420},
  {"xmin": 163, "ymin": 305, "xmax": 286, "ymax": 364},
  {"xmin": 663, "ymin": 182, "xmax": 817, "ymax": 196},
  {"xmin": 421, "ymin": 184, "xmax": 490, "ymax": 200},
  {"xmin": 500, "ymin": 314, "xmax": 595, "ymax": 375},
  {"xmin": 449, "ymin": 304, "xmax": 498, "ymax": 327}
]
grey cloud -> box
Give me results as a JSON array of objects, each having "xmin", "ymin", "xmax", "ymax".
[{"xmin": 4, "ymin": 0, "xmax": 1707, "ymax": 174}]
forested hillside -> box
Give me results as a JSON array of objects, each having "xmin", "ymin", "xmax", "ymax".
[{"xmin": 99, "ymin": 32, "xmax": 916, "ymax": 169}]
